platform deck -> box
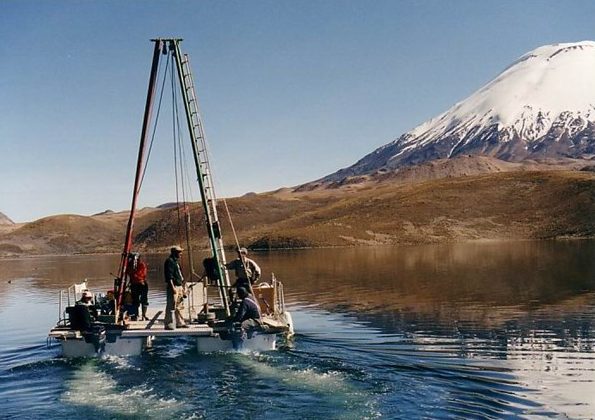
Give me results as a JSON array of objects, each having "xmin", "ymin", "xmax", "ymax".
[{"xmin": 49, "ymin": 307, "xmax": 217, "ymax": 339}]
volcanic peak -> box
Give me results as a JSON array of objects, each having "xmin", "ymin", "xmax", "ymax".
[{"xmin": 320, "ymin": 41, "xmax": 595, "ymax": 183}]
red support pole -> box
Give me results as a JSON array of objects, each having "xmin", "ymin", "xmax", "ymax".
[{"xmin": 115, "ymin": 40, "xmax": 163, "ymax": 316}]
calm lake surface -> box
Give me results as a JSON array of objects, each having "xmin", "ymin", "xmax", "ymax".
[{"xmin": 1, "ymin": 241, "xmax": 594, "ymax": 419}]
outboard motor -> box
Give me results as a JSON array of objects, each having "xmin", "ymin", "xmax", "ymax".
[
  {"xmin": 83, "ymin": 326, "xmax": 106, "ymax": 353},
  {"xmin": 66, "ymin": 305, "xmax": 106, "ymax": 353},
  {"xmin": 230, "ymin": 322, "xmax": 247, "ymax": 350}
]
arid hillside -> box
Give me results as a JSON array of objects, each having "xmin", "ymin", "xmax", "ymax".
[
  {"xmin": 300, "ymin": 155, "xmax": 593, "ymax": 191},
  {"xmin": 276, "ymin": 170, "xmax": 595, "ymax": 247},
  {"xmin": 1, "ymin": 169, "xmax": 594, "ymax": 256}
]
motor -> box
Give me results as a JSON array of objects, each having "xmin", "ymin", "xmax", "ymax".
[{"xmin": 230, "ymin": 322, "xmax": 247, "ymax": 350}]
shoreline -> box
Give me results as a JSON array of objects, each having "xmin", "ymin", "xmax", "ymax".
[{"xmin": 2, "ymin": 236, "xmax": 594, "ymax": 260}]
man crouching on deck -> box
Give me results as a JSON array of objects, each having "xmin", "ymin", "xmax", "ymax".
[
  {"xmin": 230, "ymin": 286, "xmax": 264, "ymax": 349},
  {"xmin": 164, "ymin": 245, "xmax": 188, "ymax": 330}
]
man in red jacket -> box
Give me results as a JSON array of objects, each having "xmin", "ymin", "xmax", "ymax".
[{"xmin": 128, "ymin": 253, "xmax": 149, "ymax": 321}]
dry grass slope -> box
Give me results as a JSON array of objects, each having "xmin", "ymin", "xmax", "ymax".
[
  {"xmin": 1, "ymin": 170, "xmax": 594, "ymax": 255},
  {"xmin": 277, "ymin": 170, "xmax": 595, "ymax": 246},
  {"xmin": 1, "ymin": 214, "xmax": 121, "ymax": 255}
]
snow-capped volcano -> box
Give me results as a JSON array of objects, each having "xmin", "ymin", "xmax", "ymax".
[
  {"xmin": 324, "ymin": 41, "xmax": 595, "ymax": 182},
  {"xmin": 0, "ymin": 212, "xmax": 14, "ymax": 225}
]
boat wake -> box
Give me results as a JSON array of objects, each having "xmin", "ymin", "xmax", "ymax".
[{"xmin": 61, "ymin": 360, "xmax": 188, "ymax": 418}]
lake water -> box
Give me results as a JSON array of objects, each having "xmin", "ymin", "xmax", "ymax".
[{"xmin": 1, "ymin": 241, "xmax": 594, "ymax": 418}]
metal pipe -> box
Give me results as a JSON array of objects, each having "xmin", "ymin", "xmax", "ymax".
[{"xmin": 115, "ymin": 39, "xmax": 163, "ymax": 318}]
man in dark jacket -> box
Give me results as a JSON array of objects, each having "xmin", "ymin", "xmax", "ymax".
[
  {"xmin": 70, "ymin": 290, "xmax": 97, "ymax": 331},
  {"xmin": 231, "ymin": 287, "xmax": 262, "ymax": 348},
  {"xmin": 163, "ymin": 245, "xmax": 188, "ymax": 329},
  {"xmin": 71, "ymin": 290, "xmax": 105, "ymax": 352},
  {"xmin": 234, "ymin": 287, "xmax": 261, "ymax": 329}
]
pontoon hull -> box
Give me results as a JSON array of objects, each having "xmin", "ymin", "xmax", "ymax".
[
  {"xmin": 58, "ymin": 336, "xmax": 147, "ymax": 358},
  {"xmin": 196, "ymin": 332, "xmax": 277, "ymax": 352}
]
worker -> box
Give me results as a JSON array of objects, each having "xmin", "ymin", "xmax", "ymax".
[
  {"xmin": 99, "ymin": 289, "xmax": 115, "ymax": 315},
  {"xmin": 72, "ymin": 290, "xmax": 105, "ymax": 352},
  {"xmin": 231, "ymin": 286, "xmax": 262, "ymax": 348},
  {"xmin": 163, "ymin": 245, "xmax": 188, "ymax": 330},
  {"xmin": 121, "ymin": 290, "xmax": 138, "ymax": 320},
  {"xmin": 70, "ymin": 290, "xmax": 97, "ymax": 331},
  {"xmin": 225, "ymin": 247, "xmax": 261, "ymax": 292},
  {"xmin": 234, "ymin": 287, "xmax": 262, "ymax": 327},
  {"xmin": 127, "ymin": 252, "xmax": 149, "ymax": 321}
]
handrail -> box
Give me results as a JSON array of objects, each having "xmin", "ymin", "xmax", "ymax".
[
  {"xmin": 57, "ymin": 280, "xmax": 88, "ymax": 325},
  {"xmin": 271, "ymin": 273, "xmax": 286, "ymax": 314}
]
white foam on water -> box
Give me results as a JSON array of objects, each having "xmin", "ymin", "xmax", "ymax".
[
  {"xmin": 102, "ymin": 354, "xmax": 141, "ymax": 371},
  {"xmin": 61, "ymin": 361, "xmax": 186, "ymax": 417},
  {"xmin": 236, "ymin": 354, "xmax": 348, "ymax": 392},
  {"xmin": 161, "ymin": 339, "xmax": 194, "ymax": 359},
  {"xmin": 235, "ymin": 354, "xmax": 381, "ymax": 418}
]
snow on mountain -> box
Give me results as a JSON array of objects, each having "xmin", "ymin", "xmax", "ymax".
[
  {"xmin": 0, "ymin": 212, "xmax": 14, "ymax": 225},
  {"xmin": 323, "ymin": 41, "xmax": 595, "ymax": 182}
]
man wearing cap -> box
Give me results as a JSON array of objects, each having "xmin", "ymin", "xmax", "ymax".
[
  {"xmin": 231, "ymin": 286, "xmax": 262, "ymax": 348},
  {"xmin": 225, "ymin": 247, "xmax": 261, "ymax": 292},
  {"xmin": 71, "ymin": 290, "xmax": 97, "ymax": 331},
  {"xmin": 163, "ymin": 245, "xmax": 188, "ymax": 329}
]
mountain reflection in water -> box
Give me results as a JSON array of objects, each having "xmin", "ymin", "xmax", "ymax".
[
  {"xmin": 262, "ymin": 241, "xmax": 595, "ymax": 331},
  {"xmin": 0, "ymin": 241, "xmax": 594, "ymax": 418}
]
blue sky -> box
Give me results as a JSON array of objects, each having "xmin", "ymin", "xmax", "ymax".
[{"xmin": 1, "ymin": 0, "xmax": 595, "ymax": 222}]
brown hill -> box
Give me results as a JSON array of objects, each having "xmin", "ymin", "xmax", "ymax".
[
  {"xmin": 269, "ymin": 170, "xmax": 595, "ymax": 247},
  {"xmin": 1, "ymin": 170, "xmax": 594, "ymax": 256},
  {"xmin": 121, "ymin": 169, "xmax": 595, "ymax": 250},
  {"xmin": 132, "ymin": 194, "xmax": 334, "ymax": 251},
  {"xmin": 297, "ymin": 155, "xmax": 593, "ymax": 191},
  {"xmin": 0, "ymin": 214, "xmax": 122, "ymax": 255}
]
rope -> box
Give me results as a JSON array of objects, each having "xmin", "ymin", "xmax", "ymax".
[
  {"xmin": 174, "ymin": 71, "xmax": 191, "ymax": 249},
  {"xmin": 198, "ymin": 126, "xmax": 242, "ymax": 252},
  {"xmin": 170, "ymin": 52, "xmax": 197, "ymax": 277},
  {"xmin": 138, "ymin": 54, "xmax": 170, "ymax": 193},
  {"xmin": 171, "ymin": 54, "xmax": 183, "ymax": 241},
  {"xmin": 222, "ymin": 198, "xmax": 240, "ymax": 250}
]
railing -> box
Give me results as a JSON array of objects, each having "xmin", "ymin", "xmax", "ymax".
[
  {"xmin": 271, "ymin": 273, "xmax": 286, "ymax": 314},
  {"xmin": 186, "ymin": 280, "xmax": 208, "ymax": 320},
  {"xmin": 57, "ymin": 280, "xmax": 88, "ymax": 326}
]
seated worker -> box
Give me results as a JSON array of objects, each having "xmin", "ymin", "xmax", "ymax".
[
  {"xmin": 225, "ymin": 247, "xmax": 261, "ymax": 292},
  {"xmin": 231, "ymin": 287, "xmax": 263, "ymax": 349},
  {"xmin": 99, "ymin": 289, "xmax": 116, "ymax": 315},
  {"xmin": 72, "ymin": 290, "xmax": 105, "ymax": 352},
  {"xmin": 121, "ymin": 291, "xmax": 138, "ymax": 320},
  {"xmin": 234, "ymin": 287, "xmax": 262, "ymax": 330},
  {"xmin": 70, "ymin": 290, "xmax": 97, "ymax": 331}
]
